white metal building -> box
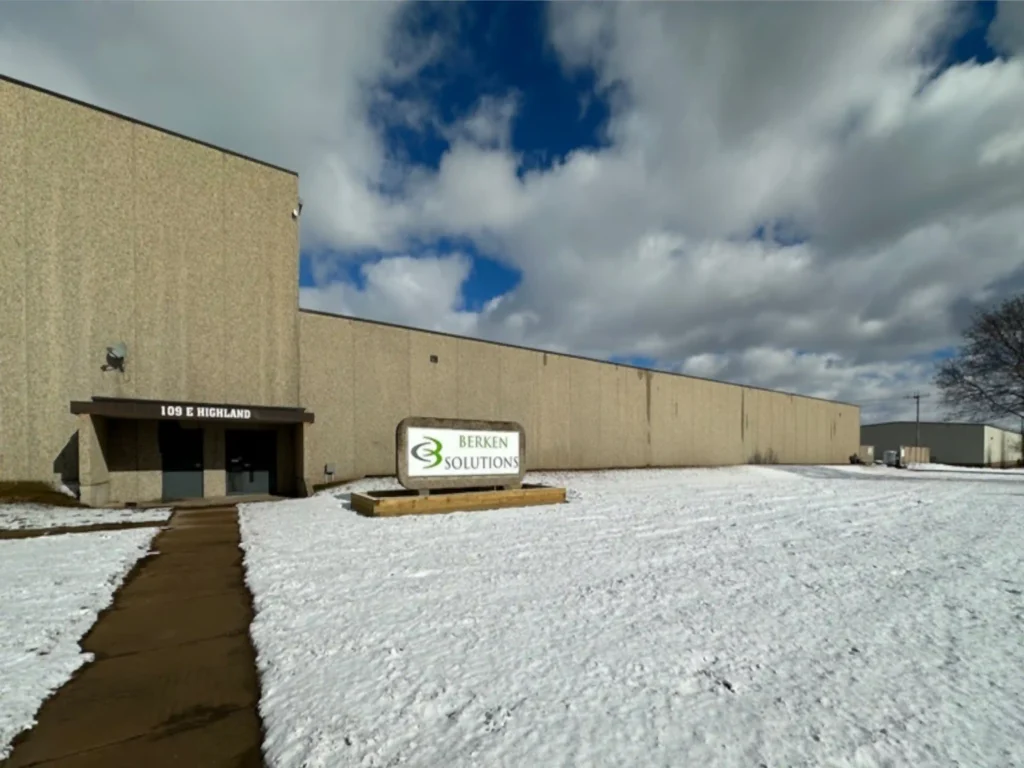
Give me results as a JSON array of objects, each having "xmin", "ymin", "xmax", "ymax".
[{"xmin": 861, "ymin": 422, "xmax": 1023, "ymax": 467}]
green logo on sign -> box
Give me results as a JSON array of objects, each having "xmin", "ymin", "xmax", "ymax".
[{"xmin": 411, "ymin": 437, "xmax": 443, "ymax": 468}]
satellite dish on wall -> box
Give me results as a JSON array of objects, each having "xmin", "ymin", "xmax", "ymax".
[{"xmin": 101, "ymin": 342, "xmax": 128, "ymax": 373}]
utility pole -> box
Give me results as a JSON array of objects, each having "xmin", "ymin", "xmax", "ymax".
[{"xmin": 903, "ymin": 392, "xmax": 931, "ymax": 446}]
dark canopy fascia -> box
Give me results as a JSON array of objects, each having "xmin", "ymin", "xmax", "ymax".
[{"xmin": 70, "ymin": 396, "xmax": 314, "ymax": 424}]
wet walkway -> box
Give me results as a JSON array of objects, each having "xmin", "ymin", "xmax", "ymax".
[{"xmin": 2, "ymin": 506, "xmax": 266, "ymax": 768}]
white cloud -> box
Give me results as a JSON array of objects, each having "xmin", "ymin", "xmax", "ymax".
[
  {"xmin": 4, "ymin": 2, "xmax": 1024, "ymax": 423},
  {"xmin": 416, "ymin": 144, "xmax": 533, "ymax": 234},
  {"xmin": 679, "ymin": 347, "xmax": 943, "ymax": 424},
  {"xmin": 443, "ymin": 93, "xmax": 520, "ymax": 149},
  {"xmin": 300, "ymin": 253, "xmax": 484, "ymax": 337}
]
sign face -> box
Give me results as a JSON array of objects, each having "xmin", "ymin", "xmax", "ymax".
[
  {"xmin": 159, "ymin": 404, "xmax": 252, "ymax": 420},
  {"xmin": 71, "ymin": 397, "xmax": 315, "ymax": 424},
  {"xmin": 406, "ymin": 427, "xmax": 520, "ymax": 477},
  {"xmin": 396, "ymin": 417, "xmax": 526, "ymax": 491}
]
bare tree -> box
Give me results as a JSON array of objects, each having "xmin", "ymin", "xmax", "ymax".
[{"xmin": 935, "ymin": 294, "xmax": 1024, "ymax": 423}]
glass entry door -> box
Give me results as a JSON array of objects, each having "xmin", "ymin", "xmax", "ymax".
[{"xmin": 226, "ymin": 429, "xmax": 277, "ymax": 496}]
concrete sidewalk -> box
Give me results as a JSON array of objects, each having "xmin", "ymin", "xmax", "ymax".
[{"xmin": 2, "ymin": 506, "xmax": 266, "ymax": 768}]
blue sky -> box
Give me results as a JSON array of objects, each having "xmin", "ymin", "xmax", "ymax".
[
  {"xmin": 293, "ymin": 0, "xmax": 1010, "ymax": 382},
  {"xmin": 297, "ymin": 0, "xmax": 1002, "ymax": 323},
  {"xmin": 297, "ymin": 1, "xmax": 614, "ymax": 321},
  {"xmin": 943, "ymin": 0, "xmax": 999, "ymax": 67}
]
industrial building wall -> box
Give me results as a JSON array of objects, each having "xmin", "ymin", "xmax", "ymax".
[
  {"xmin": 983, "ymin": 426, "xmax": 1023, "ymax": 466},
  {"xmin": 299, "ymin": 311, "xmax": 860, "ymax": 486},
  {"xmin": 0, "ymin": 78, "xmax": 301, "ymax": 485},
  {"xmin": 860, "ymin": 423, "xmax": 984, "ymax": 466}
]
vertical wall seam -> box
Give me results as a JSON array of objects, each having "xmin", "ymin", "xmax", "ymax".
[
  {"xmin": 568, "ymin": 360, "xmax": 573, "ymax": 468},
  {"xmin": 349, "ymin": 320, "xmax": 355, "ymax": 477},
  {"xmin": 644, "ymin": 371, "xmax": 652, "ymax": 463},
  {"xmin": 294, "ymin": 177, "xmax": 302, "ymax": 407},
  {"xmin": 20, "ymin": 88, "xmax": 30, "ymax": 476},
  {"xmin": 455, "ymin": 338, "xmax": 462, "ymax": 419},
  {"xmin": 221, "ymin": 153, "xmax": 227, "ymax": 405},
  {"xmin": 130, "ymin": 124, "xmax": 138, "ymax": 399},
  {"xmin": 407, "ymin": 330, "xmax": 413, "ymax": 428},
  {"xmin": 261, "ymin": 171, "xmax": 269, "ymax": 404},
  {"xmin": 740, "ymin": 389, "xmax": 745, "ymax": 444}
]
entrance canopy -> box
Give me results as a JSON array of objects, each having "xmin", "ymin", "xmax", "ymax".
[{"xmin": 70, "ymin": 396, "xmax": 314, "ymax": 424}]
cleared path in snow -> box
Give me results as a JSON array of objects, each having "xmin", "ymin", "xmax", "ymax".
[
  {"xmin": 241, "ymin": 467, "xmax": 1024, "ymax": 768},
  {"xmin": 2, "ymin": 507, "xmax": 266, "ymax": 768},
  {"xmin": 0, "ymin": 529, "xmax": 157, "ymax": 761}
]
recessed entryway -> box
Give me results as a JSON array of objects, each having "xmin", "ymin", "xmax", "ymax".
[{"xmin": 71, "ymin": 397, "xmax": 313, "ymax": 506}]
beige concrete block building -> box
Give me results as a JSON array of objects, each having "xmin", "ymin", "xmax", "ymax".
[
  {"xmin": 1, "ymin": 75, "xmax": 861, "ymax": 506},
  {"xmin": 861, "ymin": 422, "xmax": 1023, "ymax": 467}
]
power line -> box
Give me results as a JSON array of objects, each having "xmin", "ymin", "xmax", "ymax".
[{"xmin": 855, "ymin": 393, "xmax": 935, "ymax": 405}]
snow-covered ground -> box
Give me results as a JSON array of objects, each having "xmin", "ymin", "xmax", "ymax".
[
  {"xmin": 0, "ymin": 528, "xmax": 158, "ymax": 759},
  {"xmin": 782, "ymin": 462, "xmax": 1024, "ymax": 483},
  {"xmin": 908, "ymin": 462, "xmax": 1024, "ymax": 475},
  {"xmin": 0, "ymin": 504, "xmax": 171, "ymax": 531},
  {"xmin": 240, "ymin": 467, "xmax": 1024, "ymax": 768}
]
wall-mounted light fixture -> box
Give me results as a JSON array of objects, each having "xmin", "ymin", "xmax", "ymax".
[{"xmin": 101, "ymin": 342, "xmax": 128, "ymax": 373}]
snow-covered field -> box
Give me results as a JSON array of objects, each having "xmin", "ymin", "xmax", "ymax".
[
  {"xmin": 240, "ymin": 467, "xmax": 1024, "ymax": 768},
  {"xmin": 908, "ymin": 462, "xmax": 1024, "ymax": 475},
  {"xmin": 0, "ymin": 504, "xmax": 171, "ymax": 531},
  {"xmin": 0, "ymin": 528, "xmax": 158, "ymax": 759}
]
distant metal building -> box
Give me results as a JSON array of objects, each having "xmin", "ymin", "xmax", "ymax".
[{"xmin": 861, "ymin": 422, "xmax": 1023, "ymax": 467}]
